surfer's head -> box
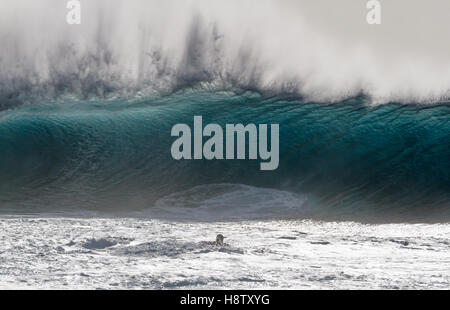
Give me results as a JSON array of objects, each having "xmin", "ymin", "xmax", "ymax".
[{"xmin": 216, "ymin": 234, "xmax": 225, "ymax": 245}]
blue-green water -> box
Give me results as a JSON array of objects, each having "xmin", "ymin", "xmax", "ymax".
[{"xmin": 0, "ymin": 90, "xmax": 449, "ymax": 221}]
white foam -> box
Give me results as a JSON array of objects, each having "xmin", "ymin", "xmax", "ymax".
[
  {"xmin": 1, "ymin": 216, "xmax": 450, "ymax": 289},
  {"xmin": 151, "ymin": 183, "xmax": 309, "ymax": 221},
  {"xmin": 1, "ymin": 0, "xmax": 450, "ymax": 103}
]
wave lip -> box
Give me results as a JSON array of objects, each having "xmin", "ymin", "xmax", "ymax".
[{"xmin": 2, "ymin": 0, "xmax": 450, "ymax": 104}]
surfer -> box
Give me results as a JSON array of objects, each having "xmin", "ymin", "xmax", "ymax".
[
  {"xmin": 215, "ymin": 234, "xmax": 226, "ymax": 246},
  {"xmin": 200, "ymin": 234, "xmax": 228, "ymax": 247}
]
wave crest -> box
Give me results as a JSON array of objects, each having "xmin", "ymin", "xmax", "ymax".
[{"xmin": 1, "ymin": 0, "xmax": 450, "ymax": 104}]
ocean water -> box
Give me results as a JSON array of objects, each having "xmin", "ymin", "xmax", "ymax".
[
  {"xmin": 1, "ymin": 216, "xmax": 450, "ymax": 289},
  {"xmin": 1, "ymin": 0, "xmax": 450, "ymax": 289},
  {"xmin": 0, "ymin": 91, "xmax": 449, "ymax": 289},
  {"xmin": 0, "ymin": 91, "xmax": 449, "ymax": 221}
]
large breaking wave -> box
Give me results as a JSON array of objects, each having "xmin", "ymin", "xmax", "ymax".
[
  {"xmin": 0, "ymin": 90, "xmax": 449, "ymax": 221},
  {"xmin": 0, "ymin": 0, "xmax": 449, "ymax": 221}
]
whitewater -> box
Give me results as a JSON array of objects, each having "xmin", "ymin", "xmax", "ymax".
[
  {"xmin": 2, "ymin": 216, "xmax": 450, "ymax": 289},
  {"xmin": 2, "ymin": 0, "xmax": 450, "ymax": 103},
  {"xmin": 0, "ymin": 0, "xmax": 449, "ymax": 289}
]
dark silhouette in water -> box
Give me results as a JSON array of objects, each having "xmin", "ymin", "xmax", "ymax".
[
  {"xmin": 215, "ymin": 234, "xmax": 226, "ymax": 246},
  {"xmin": 200, "ymin": 234, "xmax": 228, "ymax": 247}
]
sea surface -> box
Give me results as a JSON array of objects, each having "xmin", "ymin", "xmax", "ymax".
[
  {"xmin": 1, "ymin": 0, "xmax": 449, "ymax": 290},
  {"xmin": 1, "ymin": 216, "xmax": 449, "ymax": 289}
]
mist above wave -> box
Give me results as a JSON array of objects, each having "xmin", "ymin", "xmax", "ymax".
[{"xmin": 1, "ymin": 0, "xmax": 450, "ymax": 104}]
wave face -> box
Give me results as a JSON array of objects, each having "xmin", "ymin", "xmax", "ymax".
[
  {"xmin": 1, "ymin": 1, "xmax": 449, "ymax": 221},
  {"xmin": 0, "ymin": 90, "xmax": 449, "ymax": 221},
  {"xmin": 1, "ymin": 0, "xmax": 450, "ymax": 103}
]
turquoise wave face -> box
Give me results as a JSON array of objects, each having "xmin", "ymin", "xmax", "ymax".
[{"xmin": 0, "ymin": 90, "xmax": 449, "ymax": 220}]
